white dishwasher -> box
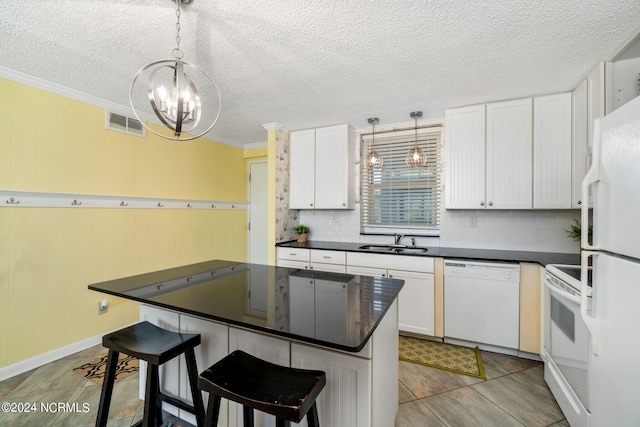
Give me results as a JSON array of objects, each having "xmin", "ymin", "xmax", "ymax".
[{"xmin": 444, "ymin": 260, "xmax": 520, "ymax": 350}]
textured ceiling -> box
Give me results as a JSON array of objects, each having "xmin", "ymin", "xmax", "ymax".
[{"xmin": 1, "ymin": 1, "xmax": 639, "ymax": 147}]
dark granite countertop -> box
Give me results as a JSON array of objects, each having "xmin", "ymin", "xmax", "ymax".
[
  {"xmin": 89, "ymin": 260, "xmax": 404, "ymax": 353},
  {"xmin": 276, "ymin": 240, "xmax": 580, "ymax": 266}
]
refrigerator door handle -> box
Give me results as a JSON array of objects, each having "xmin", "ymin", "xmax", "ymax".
[
  {"xmin": 581, "ymin": 118, "xmax": 601, "ymax": 251},
  {"xmin": 581, "ymin": 250, "xmax": 599, "ymax": 355}
]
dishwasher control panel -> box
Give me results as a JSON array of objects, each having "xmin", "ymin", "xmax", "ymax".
[{"xmin": 444, "ymin": 260, "xmax": 520, "ymax": 282}]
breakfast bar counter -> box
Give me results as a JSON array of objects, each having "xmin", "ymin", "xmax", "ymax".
[{"xmin": 89, "ymin": 259, "xmax": 404, "ymax": 427}]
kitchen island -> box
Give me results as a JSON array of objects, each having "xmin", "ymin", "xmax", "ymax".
[{"xmin": 89, "ymin": 259, "xmax": 404, "ymax": 427}]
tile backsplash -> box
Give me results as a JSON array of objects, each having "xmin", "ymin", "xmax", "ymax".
[{"xmin": 300, "ymin": 207, "xmax": 581, "ymax": 253}]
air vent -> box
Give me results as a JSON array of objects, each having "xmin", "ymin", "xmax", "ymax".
[{"xmin": 105, "ymin": 111, "xmax": 145, "ymax": 137}]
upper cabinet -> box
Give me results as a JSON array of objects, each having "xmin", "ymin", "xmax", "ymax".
[
  {"xmin": 533, "ymin": 93, "xmax": 572, "ymax": 209},
  {"xmin": 486, "ymin": 98, "xmax": 533, "ymax": 209},
  {"xmin": 289, "ymin": 123, "xmax": 355, "ymax": 210},
  {"xmin": 444, "ymin": 105, "xmax": 486, "ymax": 209},
  {"xmin": 445, "ymin": 94, "xmax": 572, "ymax": 210},
  {"xmin": 605, "ymin": 27, "xmax": 640, "ymax": 114}
]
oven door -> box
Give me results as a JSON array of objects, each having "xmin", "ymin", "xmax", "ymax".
[{"xmin": 542, "ymin": 271, "xmax": 590, "ymax": 413}]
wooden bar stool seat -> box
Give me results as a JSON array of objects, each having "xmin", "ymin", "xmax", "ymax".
[
  {"xmin": 198, "ymin": 350, "xmax": 326, "ymax": 427},
  {"xmin": 95, "ymin": 321, "xmax": 206, "ymax": 427}
]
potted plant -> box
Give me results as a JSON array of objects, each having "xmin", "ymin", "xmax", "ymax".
[
  {"xmin": 565, "ymin": 218, "xmax": 593, "ymax": 246},
  {"xmin": 294, "ymin": 225, "xmax": 310, "ymax": 243}
]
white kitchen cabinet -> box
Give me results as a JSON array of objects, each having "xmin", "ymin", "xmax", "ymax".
[
  {"xmin": 291, "ymin": 342, "xmax": 371, "ymax": 427},
  {"xmin": 346, "ymin": 253, "xmax": 435, "ymax": 336},
  {"xmin": 486, "ymin": 98, "xmax": 533, "ymax": 209},
  {"xmin": 277, "ymin": 247, "xmax": 347, "ymax": 273},
  {"xmin": 444, "ymin": 104, "xmax": 486, "ymax": 209},
  {"xmin": 289, "ymin": 123, "xmax": 355, "ymax": 210},
  {"xmin": 572, "ymin": 79, "xmax": 589, "ymax": 208},
  {"xmin": 445, "ymin": 98, "xmax": 534, "ymax": 209},
  {"xmin": 179, "ymin": 314, "xmax": 229, "ymax": 427},
  {"xmin": 289, "ymin": 129, "xmax": 316, "ymax": 209},
  {"xmin": 533, "ymin": 93, "xmax": 572, "ymax": 209}
]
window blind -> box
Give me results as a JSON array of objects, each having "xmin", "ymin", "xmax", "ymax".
[{"xmin": 361, "ymin": 126, "xmax": 442, "ymax": 232}]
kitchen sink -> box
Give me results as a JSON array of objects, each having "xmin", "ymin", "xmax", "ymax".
[{"xmin": 358, "ymin": 244, "xmax": 428, "ymax": 254}]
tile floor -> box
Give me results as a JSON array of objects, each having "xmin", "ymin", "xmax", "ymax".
[{"xmin": 0, "ymin": 344, "xmax": 568, "ymax": 427}]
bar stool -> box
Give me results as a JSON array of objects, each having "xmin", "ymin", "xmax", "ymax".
[
  {"xmin": 198, "ymin": 350, "xmax": 326, "ymax": 427},
  {"xmin": 95, "ymin": 321, "xmax": 206, "ymax": 427}
]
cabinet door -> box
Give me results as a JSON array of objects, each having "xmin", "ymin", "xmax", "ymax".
[
  {"xmin": 572, "ymin": 80, "xmax": 589, "ymax": 208},
  {"xmin": 533, "ymin": 93, "xmax": 572, "ymax": 209},
  {"xmin": 389, "ymin": 269, "xmax": 435, "ymax": 336},
  {"xmin": 179, "ymin": 314, "xmax": 229, "ymax": 427},
  {"xmin": 445, "ymin": 105, "xmax": 486, "ymax": 209},
  {"xmin": 291, "ymin": 342, "xmax": 371, "ymax": 427},
  {"xmin": 588, "ymin": 62, "xmax": 604, "ymax": 155},
  {"xmin": 486, "ymin": 98, "xmax": 533, "ymax": 209},
  {"xmin": 289, "ymin": 129, "xmax": 316, "ymax": 209},
  {"xmin": 346, "ymin": 265, "xmax": 388, "ymax": 278},
  {"xmin": 314, "ymin": 124, "xmax": 354, "ymax": 209},
  {"xmin": 289, "ymin": 275, "xmax": 315, "ymax": 336}
]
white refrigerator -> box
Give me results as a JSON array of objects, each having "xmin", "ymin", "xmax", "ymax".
[{"xmin": 581, "ymin": 94, "xmax": 640, "ymax": 426}]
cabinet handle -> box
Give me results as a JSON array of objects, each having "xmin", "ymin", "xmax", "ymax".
[
  {"xmin": 480, "ymin": 202, "xmax": 485, "ymax": 206},
  {"xmin": 389, "ymin": 274, "xmax": 393, "ymax": 278},
  {"xmin": 289, "ymin": 253, "xmax": 297, "ymax": 256},
  {"xmin": 488, "ymin": 202, "xmax": 493, "ymax": 206},
  {"xmin": 382, "ymin": 274, "xmax": 386, "ymax": 277},
  {"xmin": 310, "ymin": 203, "xmax": 313, "ymax": 207},
  {"xmin": 342, "ymin": 203, "xmax": 346, "ymax": 206},
  {"xmin": 578, "ymin": 200, "xmax": 582, "ymax": 205}
]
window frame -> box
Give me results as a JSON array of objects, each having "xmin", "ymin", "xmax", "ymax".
[{"xmin": 360, "ymin": 124, "xmax": 442, "ymax": 236}]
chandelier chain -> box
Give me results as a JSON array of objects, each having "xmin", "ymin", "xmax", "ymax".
[{"xmin": 173, "ymin": 2, "xmax": 184, "ymax": 59}]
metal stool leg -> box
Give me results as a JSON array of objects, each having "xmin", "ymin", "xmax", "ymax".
[
  {"xmin": 95, "ymin": 350, "xmax": 119, "ymax": 427},
  {"xmin": 276, "ymin": 418, "xmax": 291, "ymax": 427}
]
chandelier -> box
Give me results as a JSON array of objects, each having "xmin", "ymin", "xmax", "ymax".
[
  {"xmin": 405, "ymin": 111, "xmax": 427, "ymax": 168},
  {"xmin": 129, "ymin": 0, "xmax": 221, "ymax": 141},
  {"xmin": 365, "ymin": 117, "xmax": 383, "ymax": 170}
]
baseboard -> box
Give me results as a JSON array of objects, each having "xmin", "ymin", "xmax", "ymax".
[{"xmin": 0, "ymin": 322, "xmax": 137, "ymax": 382}]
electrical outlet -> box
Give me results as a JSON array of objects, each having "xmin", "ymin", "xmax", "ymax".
[
  {"xmin": 469, "ymin": 215, "xmax": 477, "ymax": 227},
  {"xmin": 98, "ymin": 299, "xmax": 108, "ymax": 315}
]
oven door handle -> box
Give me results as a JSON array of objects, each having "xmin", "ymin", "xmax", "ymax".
[
  {"xmin": 543, "ymin": 274, "xmax": 581, "ymax": 305},
  {"xmin": 581, "ymin": 250, "xmax": 599, "ymax": 355}
]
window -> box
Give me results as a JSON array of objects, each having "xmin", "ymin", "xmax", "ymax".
[{"xmin": 360, "ymin": 126, "xmax": 442, "ymax": 234}]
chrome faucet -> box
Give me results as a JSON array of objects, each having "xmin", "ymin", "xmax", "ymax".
[{"xmin": 394, "ymin": 233, "xmax": 404, "ymax": 245}]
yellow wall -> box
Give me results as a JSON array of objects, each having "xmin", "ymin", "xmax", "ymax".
[{"xmin": 0, "ymin": 78, "xmax": 248, "ymax": 368}]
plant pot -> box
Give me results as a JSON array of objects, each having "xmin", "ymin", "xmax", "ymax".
[{"xmin": 297, "ymin": 233, "xmax": 308, "ymax": 243}]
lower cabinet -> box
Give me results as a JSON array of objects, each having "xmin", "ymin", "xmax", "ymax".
[
  {"xmin": 346, "ymin": 253, "xmax": 435, "ymax": 337},
  {"xmin": 291, "ymin": 343, "xmax": 371, "ymax": 427},
  {"xmin": 140, "ymin": 302, "xmax": 398, "ymax": 427}
]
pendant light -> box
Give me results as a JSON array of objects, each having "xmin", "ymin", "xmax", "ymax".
[
  {"xmin": 405, "ymin": 111, "xmax": 427, "ymax": 168},
  {"xmin": 129, "ymin": 0, "xmax": 221, "ymax": 141},
  {"xmin": 365, "ymin": 117, "xmax": 383, "ymax": 170}
]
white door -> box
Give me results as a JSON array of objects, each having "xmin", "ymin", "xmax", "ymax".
[
  {"xmin": 572, "ymin": 80, "xmax": 589, "ymax": 208},
  {"xmin": 390, "ymin": 269, "xmax": 434, "ymax": 336},
  {"xmin": 314, "ymin": 124, "xmax": 353, "ymax": 209},
  {"xmin": 249, "ymin": 161, "xmax": 268, "ymax": 265}
]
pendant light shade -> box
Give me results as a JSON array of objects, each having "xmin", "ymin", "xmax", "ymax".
[
  {"xmin": 129, "ymin": 0, "xmax": 221, "ymax": 141},
  {"xmin": 406, "ymin": 111, "xmax": 427, "ymax": 168},
  {"xmin": 365, "ymin": 117, "xmax": 383, "ymax": 170}
]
